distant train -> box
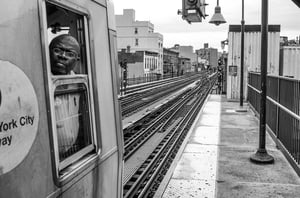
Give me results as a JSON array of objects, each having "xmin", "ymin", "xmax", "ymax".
[{"xmin": 0, "ymin": 0, "xmax": 123, "ymax": 197}]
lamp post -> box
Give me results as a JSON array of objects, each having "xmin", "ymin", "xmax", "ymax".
[
  {"xmin": 209, "ymin": 0, "xmax": 273, "ymax": 164},
  {"xmin": 250, "ymin": 0, "xmax": 274, "ymax": 164},
  {"xmin": 240, "ymin": 0, "xmax": 245, "ymax": 107}
]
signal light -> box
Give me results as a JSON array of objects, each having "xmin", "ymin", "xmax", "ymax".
[
  {"xmin": 181, "ymin": 0, "xmax": 208, "ymax": 24},
  {"xmin": 120, "ymin": 60, "xmax": 127, "ymax": 70},
  {"xmin": 185, "ymin": 0, "xmax": 198, "ymax": 10}
]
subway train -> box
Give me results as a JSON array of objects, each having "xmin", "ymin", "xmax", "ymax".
[{"xmin": 0, "ymin": 0, "xmax": 123, "ymax": 197}]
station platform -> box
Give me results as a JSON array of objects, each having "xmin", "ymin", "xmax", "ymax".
[{"xmin": 155, "ymin": 94, "xmax": 300, "ymax": 198}]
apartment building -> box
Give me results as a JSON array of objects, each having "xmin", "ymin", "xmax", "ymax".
[{"xmin": 116, "ymin": 9, "xmax": 164, "ymax": 76}]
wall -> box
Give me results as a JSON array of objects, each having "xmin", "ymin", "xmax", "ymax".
[
  {"xmin": 128, "ymin": 62, "xmax": 144, "ymax": 78},
  {"xmin": 280, "ymin": 46, "xmax": 300, "ymax": 79},
  {"xmin": 227, "ymin": 25, "xmax": 280, "ymax": 100},
  {"xmin": 116, "ymin": 9, "xmax": 164, "ymax": 75},
  {"xmin": 209, "ymin": 48, "xmax": 218, "ymax": 69}
]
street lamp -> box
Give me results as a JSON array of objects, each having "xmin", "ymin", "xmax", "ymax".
[
  {"xmin": 210, "ymin": 0, "xmax": 245, "ymax": 108},
  {"xmin": 209, "ymin": 0, "xmax": 273, "ymax": 163},
  {"xmin": 209, "ymin": 0, "xmax": 226, "ymax": 26},
  {"xmin": 250, "ymin": 0, "xmax": 274, "ymax": 164}
]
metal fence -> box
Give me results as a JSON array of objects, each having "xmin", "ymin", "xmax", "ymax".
[
  {"xmin": 248, "ymin": 72, "xmax": 300, "ymax": 169},
  {"xmin": 126, "ymin": 73, "xmax": 172, "ymax": 86},
  {"xmin": 125, "ymin": 72, "xmax": 195, "ymax": 86}
]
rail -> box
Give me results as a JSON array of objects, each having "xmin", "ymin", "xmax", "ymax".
[
  {"xmin": 123, "ymin": 75, "xmax": 216, "ymax": 197},
  {"xmin": 248, "ymin": 72, "xmax": 300, "ymax": 175},
  {"xmin": 121, "ymin": 73, "xmax": 207, "ymax": 117}
]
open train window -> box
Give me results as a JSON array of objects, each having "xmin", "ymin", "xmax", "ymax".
[{"xmin": 45, "ymin": 2, "xmax": 97, "ymax": 177}]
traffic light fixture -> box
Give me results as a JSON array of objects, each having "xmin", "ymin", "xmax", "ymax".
[
  {"xmin": 120, "ymin": 60, "xmax": 128, "ymax": 94},
  {"xmin": 181, "ymin": 0, "xmax": 208, "ymax": 24}
]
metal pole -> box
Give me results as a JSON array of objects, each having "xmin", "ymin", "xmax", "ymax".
[
  {"xmin": 259, "ymin": 0, "xmax": 268, "ymax": 152},
  {"xmin": 121, "ymin": 63, "xmax": 123, "ymax": 96},
  {"xmin": 250, "ymin": 0, "xmax": 274, "ymax": 164},
  {"xmin": 240, "ymin": 0, "xmax": 245, "ymax": 106}
]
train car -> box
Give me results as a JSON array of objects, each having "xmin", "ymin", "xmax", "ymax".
[{"xmin": 0, "ymin": 0, "xmax": 123, "ymax": 197}]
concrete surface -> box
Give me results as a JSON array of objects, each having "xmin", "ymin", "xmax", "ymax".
[
  {"xmin": 216, "ymin": 96, "xmax": 300, "ymax": 198},
  {"xmin": 156, "ymin": 94, "xmax": 300, "ymax": 198}
]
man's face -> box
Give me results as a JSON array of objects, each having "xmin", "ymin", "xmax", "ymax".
[{"xmin": 50, "ymin": 37, "xmax": 79, "ymax": 75}]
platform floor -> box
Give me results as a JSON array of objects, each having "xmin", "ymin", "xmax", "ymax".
[{"xmin": 155, "ymin": 94, "xmax": 300, "ymax": 198}]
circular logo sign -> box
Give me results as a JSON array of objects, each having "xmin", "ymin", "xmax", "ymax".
[{"xmin": 0, "ymin": 61, "xmax": 39, "ymax": 175}]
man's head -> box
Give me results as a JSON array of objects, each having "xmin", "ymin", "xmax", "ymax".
[{"xmin": 49, "ymin": 34, "xmax": 80, "ymax": 75}]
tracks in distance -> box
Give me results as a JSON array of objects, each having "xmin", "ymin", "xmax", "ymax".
[{"xmin": 123, "ymin": 73, "xmax": 218, "ymax": 198}]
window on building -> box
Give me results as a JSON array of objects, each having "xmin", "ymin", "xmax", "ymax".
[
  {"xmin": 135, "ymin": 38, "xmax": 139, "ymax": 46},
  {"xmin": 134, "ymin": 27, "xmax": 138, "ymax": 34},
  {"xmin": 151, "ymin": 58, "xmax": 154, "ymax": 70},
  {"xmin": 45, "ymin": 1, "xmax": 96, "ymax": 176}
]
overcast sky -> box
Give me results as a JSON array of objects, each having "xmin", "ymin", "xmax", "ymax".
[{"xmin": 113, "ymin": 0, "xmax": 300, "ymax": 51}]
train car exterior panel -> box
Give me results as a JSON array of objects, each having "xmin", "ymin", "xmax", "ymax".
[
  {"xmin": 0, "ymin": 0, "xmax": 123, "ymax": 197},
  {"xmin": 91, "ymin": 0, "xmax": 107, "ymax": 7},
  {"xmin": 87, "ymin": 2, "xmax": 119, "ymax": 154},
  {"xmin": 0, "ymin": 1, "xmax": 55, "ymax": 197},
  {"xmin": 227, "ymin": 25, "xmax": 280, "ymax": 100},
  {"xmin": 52, "ymin": 153, "xmax": 119, "ymax": 198},
  {"xmin": 107, "ymin": 0, "xmax": 117, "ymax": 31}
]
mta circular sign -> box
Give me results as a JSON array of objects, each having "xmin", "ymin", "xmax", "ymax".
[{"xmin": 0, "ymin": 61, "xmax": 39, "ymax": 175}]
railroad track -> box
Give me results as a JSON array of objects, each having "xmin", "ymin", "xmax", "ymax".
[
  {"xmin": 121, "ymin": 73, "xmax": 207, "ymax": 117},
  {"xmin": 123, "ymin": 74, "xmax": 217, "ymax": 198},
  {"xmin": 123, "ymin": 88, "xmax": 192, "ymax": 161},
  {"xmin": 123, "ymin": 90, "xmax": 190, "ymax": 152},
  {"xmin": 123, "ymin": 80, "xmax": 207, "ymax": 161},
  {"xmin": 122, "ymin": 72, "xmax": 206, "ymax": 96}
]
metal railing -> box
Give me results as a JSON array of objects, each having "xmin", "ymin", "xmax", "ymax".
[
  {"xmin": 126, "ymin": 74, "xmax": 167, "ymax": 86},
  {"xmin": 125, "ymin": 72, "xmax": 198, "ymax": 86},
  {"xmin": 248, "ymin": 72, "xmax": 300, "ymax": 170}
]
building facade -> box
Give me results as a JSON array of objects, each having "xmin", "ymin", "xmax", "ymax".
[
  {"xmin": 196, "ymin": 45, "xmax": 218, "ymax": 70},
  {"xmin": 178, "ymin": 57, "xmax": 191, "ymax": 75},
  {"xmin": 227, "ymin": 24, "xmax": 281, "ymax": 100},
  {"xmin": 163, "ymin": 48, "xmax": 179, "ymax": 76},
  {"xmin": 169, "ymin": 44, "xmax": 197, "ymax": 72},
  {"xmin": 116, "ymin": 9, "xmax": 164, "ymax": 76},
  {"xmin": 118, "ymin": 50, "xmax": 159, "ymax": 79}
]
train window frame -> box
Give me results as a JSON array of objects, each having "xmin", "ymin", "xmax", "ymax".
[
  {"xmin": 52, "ymin": 76, "xmax": 95, "ymax": 170},
  {"xmin": 39, "ymin": 0, "xmax": 99, "ymax": 183}
]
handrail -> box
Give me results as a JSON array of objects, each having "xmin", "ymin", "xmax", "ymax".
[
  {"xmin": 267, "ymin": 96, "xmax": 300, "ymax": 121},
  {"xmin": 247, "ymin": 83, "xmax": 300, "ymax": 121}
]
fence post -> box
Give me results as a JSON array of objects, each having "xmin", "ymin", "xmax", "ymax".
[{"xmin": 276, "ymin": 77, "xmax": 280, "ymax": 138}]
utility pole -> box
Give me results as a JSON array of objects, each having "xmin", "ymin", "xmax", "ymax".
[
  {"xmin": 120, "ymin": 60, "xmax": 128, "ymax": 95},
  {"xmin": 240, "ymin": 0, "xmax": 245, "ymax": 107}
]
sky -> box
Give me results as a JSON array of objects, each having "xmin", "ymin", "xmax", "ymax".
[{"xmin": 113, "ymin": 0, "xmax": 300, "ymax": 51}]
